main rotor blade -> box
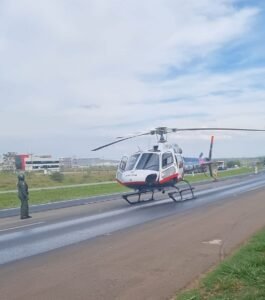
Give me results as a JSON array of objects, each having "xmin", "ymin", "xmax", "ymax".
[
  {"xmin": 92, "ymin": 127, "xmax": 265, "ymax": 151},
  {"xmin": 170, "ymin": 127, "xmax": 265, "ymax": 132},
  {"xmin": 91, "ymin": 132, "xmax": 150, "ymax": 151}
]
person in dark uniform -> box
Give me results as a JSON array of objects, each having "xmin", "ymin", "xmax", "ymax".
[{"xmin": 17, "ymin": 173, "xmax": 31, "ymax": 219}]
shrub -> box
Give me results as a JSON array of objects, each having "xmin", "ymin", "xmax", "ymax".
[{"xmin": 49, "ymin": 172, "xmax": 64, "ymax": 182}]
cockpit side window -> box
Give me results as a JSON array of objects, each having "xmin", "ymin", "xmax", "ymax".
[
  {"xmin": 119, "ymin": 156, "xmax": 128, "ymax": 171},
  {"xmin": 125, "ymin": 154, "xmax": 140, "ymax": 171},
  {"xmin": 162, "ymin": 152, "xmax": 174, "ymax": 169},
  {"xmin": 176, "ymin": 154, "xmax": 183, "ymax": 169},
  {"xmin": 136, "ymin": 153, "xmax": 159, "ymax": 171}
]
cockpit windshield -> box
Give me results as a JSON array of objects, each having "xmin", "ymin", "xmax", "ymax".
[
  {"xmin": 136, "ymin": 153, "xmax": 159, "ymax": 171},
  {"xmin": 125, "ymin": 154, "xmax": 140, "ymax": 171}
]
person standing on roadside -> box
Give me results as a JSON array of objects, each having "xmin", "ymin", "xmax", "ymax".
[{"xmin": 17, "ymin": 173, "xmax": 31, "ymax": 219}]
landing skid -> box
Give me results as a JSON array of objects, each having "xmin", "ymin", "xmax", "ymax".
[
  {"xmin": 122, "ymin": 180, "xmax": 195, "ymax": 205},
  {"xmin": 122, "ymin": 190, "xmax": 155, "ymax": 205},
  {"xmin": 168, "ymin": 180, "xmax": 195, "ymax": 202}
]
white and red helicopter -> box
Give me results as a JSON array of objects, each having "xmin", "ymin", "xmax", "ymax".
[{"xmin": 92, "ymin": 127, "xmax": 265, "ymax": 205}]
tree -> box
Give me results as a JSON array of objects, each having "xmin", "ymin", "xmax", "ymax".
[
  {"xmin": 2, "ymin": 152, "xmax": 17, "ymax": 171},
  {"xmin": 226, "ymin": 160, "xmax": 241, "ymax": 168}
]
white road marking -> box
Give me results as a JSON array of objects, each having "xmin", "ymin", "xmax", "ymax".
[
  {"xmin": 203, "ymin": 239, "xmax": 222, "ymax": 245},
  {"xmin": 0, "ymin": 222, "xmax": 45, "ymax": 233}
]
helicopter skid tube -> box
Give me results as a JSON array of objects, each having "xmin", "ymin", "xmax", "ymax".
[
  {"xmin": 168, "ymin": 180, "xmax": 195, "ymax": 202},
  {"xmin": 122, "ymin": 190, "xmax": 155, "ymax": 205}
]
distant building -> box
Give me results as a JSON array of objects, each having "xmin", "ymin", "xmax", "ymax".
[
  {"xmin": 15, "ymin": 154, "xmax": 60, "ymax": 172},
  {"xmin": 15, "ymin": 154, "xmax": 29, "ymax": 171},
  {"xmin": 217, "ymin": 161, "xmax": 226, "ymax": 170},
  {"xmin": 59, "ymin": 157, "xmax": 119, "ymax": 169},
  {"xmin": 59, "ymin": 157, "xmax": 73, "ymax": 169},
  {"xmin": 11, "ymin": 154, "xmax": 119, "ymax": 172}
]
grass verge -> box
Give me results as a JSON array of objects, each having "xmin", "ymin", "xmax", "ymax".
[
  {"xmin": 0, "ymin": 183, "xmax": 128, "ymax": 209},
  {"xmin": 0, "ymin": 167, "xmax": 261, "ymax": 210},
  {"xmin": 176, "ymin": 227, "xmax": 265, "ymax": 300},
  {"xmin": 0, "ymin": 168, "xmax": 116, "ymax": 191},
  {"xmin": 186, "ymin": 167, "xmax": 255, "ymax": 183}
]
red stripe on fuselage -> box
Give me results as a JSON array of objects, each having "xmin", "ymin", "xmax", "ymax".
[
  {"xmin": 116, "ymin": 179, "xmax": 146, "ymax": 186},
  {"xmin": 159, "ymin": 173, "xmax": 179, "ymax": 184}
]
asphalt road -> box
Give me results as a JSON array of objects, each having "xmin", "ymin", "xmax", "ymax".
[{"xmin": 0, "ymin": 173, "xmax": 265, "ymax": 299}]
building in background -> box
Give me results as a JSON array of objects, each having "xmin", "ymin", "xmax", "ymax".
[
  {"xmin": 59, "ymin": 157, "xmax": 73, "ymax": 169},
  {"xmin": 15, "ymin": 154, "xmax": 60, "ymax": 172},
  {"xmin": 15, "ymin": 154, "xmax": 29, "ymax": 171},
  {"xmin": 1, "ymin": 153, "xmax": 119, "ymax": 172},
  {"xmin": 59, "ymin": 157, "xmax": 119, "ymax": 169}
]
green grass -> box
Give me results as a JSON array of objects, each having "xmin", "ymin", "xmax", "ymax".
[
  {"xmin": 0, "ymin": 183, "xmax": 128, "ymax": 209},
  {"xmin": 185, "ymin": 167, "xmax": 255, "ymax": 183},
  {"xmin": 0, "ymin": 166, "xmax": 261, "ymax": 210},
  {"xmin": 0, "ymin": 168, "xmax": 116, "ymax": 191},
  {"xmin": 176, "ymin": 227, "xmax": 265, "ymax": 300}
]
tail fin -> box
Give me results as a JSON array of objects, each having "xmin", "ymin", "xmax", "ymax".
[
  {"xmin": 208, "ymin": 136, "xmax": 215, "ymax": 179},
  {"xmin": 199, "ymin": 136, "xmax": 217, "ymax": 180},
  {"xmin": 208, "ymin": 136, "xmax": 214, "ymax": 160}
]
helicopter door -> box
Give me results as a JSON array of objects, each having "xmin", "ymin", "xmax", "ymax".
[
  {"xmin": 118, "ymin": 156, "xmax": 128, "ymax": 172},
  {"xmin": 175, "ymin": 154, "xmax": 184, "ymax": 178},
  {"xmin": 160, "ymin": 152, "xmax": 176, "ymax": 182}
]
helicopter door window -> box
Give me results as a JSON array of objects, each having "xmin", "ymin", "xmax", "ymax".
[
  {"xmin": 136, "ymin": 153, "xmax": 159, "ymax": 171},
  {"xmin": 125, "ymin": 154, "xmax": 140, "ymax": 171},
  {"xmin": 176, "ymin": 155, "xmax": 184, "ymax": 169},
  {"xmin": 162, "ymin": 152, "xmax": 174, "ymax": 169},
  {"xmin": 119, "ymin": 156, "xmax": 128, "ymax": 171}
]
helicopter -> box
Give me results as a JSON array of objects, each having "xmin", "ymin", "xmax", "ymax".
[{"xmin": 92, "ymin": 127, "xmax": 265, "ymax": 205}]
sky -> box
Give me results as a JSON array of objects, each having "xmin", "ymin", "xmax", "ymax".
[{"xmin": 0, "ymin": 0, "xmax": 265, "ymax": 160}]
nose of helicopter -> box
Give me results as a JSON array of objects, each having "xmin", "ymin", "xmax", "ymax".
[{"xmin": 116, "ymin": 170, "xmax": 159, "ymax": 187}]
